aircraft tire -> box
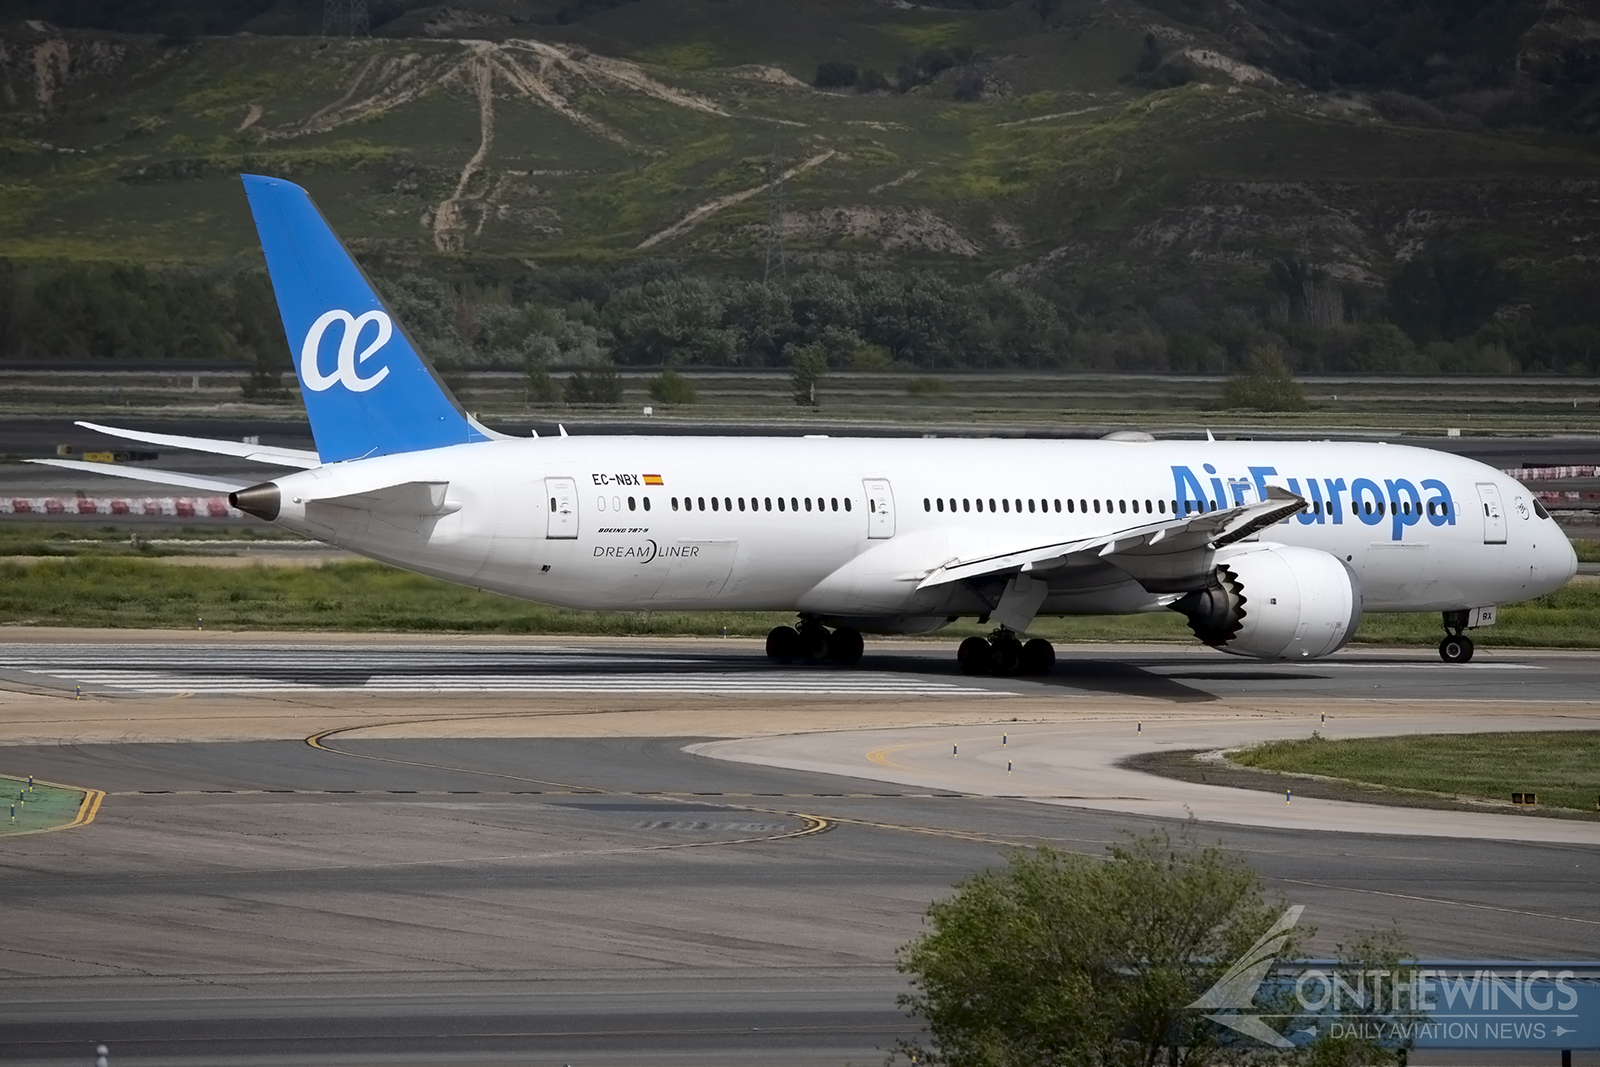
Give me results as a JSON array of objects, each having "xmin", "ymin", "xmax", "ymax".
[
  {"xmin": 989, "ymin": 636, "xmax": 1022, "ymax": 676},
  {"xmin": 1438, "ymin": 635, "xmax": 1474, "ymax": 663},
  {"xmin": 1020, "ymin": 638, "xmax": 1056, "ymax": 675},
  {"xmin": 957, "ymin": 636, "xmax": 991, "ymax": 676},
  {"xmin": 827, "ymin": 627, "xmax": 864, "ymax": 666},
  {"xmin": 766, "ymin": 625, "xmax": 802, "ymax": 663}
]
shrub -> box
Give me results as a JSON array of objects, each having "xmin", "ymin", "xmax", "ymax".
[
  {"xmin": 564, "ymin": 365, "xmax": 624, "ymax": 405},
  {"xmin": 647, "ymin": 368, "xmax": 697, "ymax": 404},
  {"xmin": 1222, "ymin": 345, "xmax": 1308, "ymax": 411}
]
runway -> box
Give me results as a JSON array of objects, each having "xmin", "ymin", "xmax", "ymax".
[
  {"xmin": 1, "ymin": 636, "xmax": 1598, "ymax": 1066},
  {"xmin": 5, "ymin": 638, "xmax": 1600, "ymax": 702}
]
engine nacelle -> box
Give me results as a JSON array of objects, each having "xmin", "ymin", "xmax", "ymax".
[{"xmin": 1171, "ymin": 545, "xmax": 1362, "ymax": 660}]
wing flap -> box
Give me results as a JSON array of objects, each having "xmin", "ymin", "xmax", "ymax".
[
  {"xmin": 915, "ymin": 487, "xmax": 1306, "ymax": 592},
  {"xmin": 76, "ymin": 421, "xmax": 321, "ymax": 468}
]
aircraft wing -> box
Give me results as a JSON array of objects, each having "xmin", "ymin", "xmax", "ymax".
[
  {"xmin": 25, "ymin": 458, "xmax": 250, "ymax": 494},
  {"xmin": 76, "ymin": 421, "xmax": 321, "ymax": 468},
  {"xmin": 915, "ymin": 486, "xmax": 1307, "ymax": 592}
]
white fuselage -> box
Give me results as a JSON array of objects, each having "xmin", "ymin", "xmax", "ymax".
[{"xmin": 264, "ymin": 437, "xmax": 1576, "ymax": 631}]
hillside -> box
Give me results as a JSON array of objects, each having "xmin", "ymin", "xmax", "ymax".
[{"xmin": 1, "ymin": 0, "xmax": 1599, "ymax": 377}]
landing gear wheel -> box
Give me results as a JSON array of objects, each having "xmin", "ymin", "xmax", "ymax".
[
  {"xmin": 989, "ymin": 635, "xmax": 1022, "ymax": 676},
  {"xmin": 798, "ymin": 624, "xmax": 830, "ymax": 661},
  {"xmin": 957, "ymin": 636, "xmax": 992, "ymax": 676},
  {"xmin": 1020, "ymin": 638, "xmax": 1056, "ymax": 676},
  {"xmin": 1439, "ymin": 635, "xmax": 1474, "ymax": 663},
  {"xmin": 827, "ymin": 626, "xmax": 864, "ymax": 666},
  {"xmin": 766, "ymin": 625, "xmax": 801, "ymax": 663}
]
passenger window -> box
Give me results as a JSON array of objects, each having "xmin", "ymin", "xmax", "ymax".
[
  {"xmin": 924, "ymin": 498, "xmax": 931, "ymax": 512},
  {"xmin": 1145, "ymin": 499, "xmax": 1152, "ymax": 512},
  {"xmin": 791, "ymin": 497, "xmax": 799, "ymax": 511},
  {"xmin": 937, "ymin": 498, "xmax": 945, "ymax": 512},
  {"xmin": 597, "ymin": 497, "xmax": 606, "ymax": 512},
  {"xmin": 975, "ymin": 498, "xmax": 983, "ymax": 512},
  {"xmin": 1054, "ymin": 500, "xmax": 1061, "ymax": 512},
  {"xmin": 765, "ymin": 497, "xmax": 772, "ymax": 511},
  {"xmin": 725, "ymin": 497, "xmax": 731, "ymax": 511},
  {"xmin": 989, "ymin": 498, "xmax": 997, "ymax": 511},
  {"xmin": 1067, "ymin": 499, "xmax": 1075, "ymax": 513},
  {"xmin": 778, "ymin": 497, "xmax": 786, "ymax": 512},
  {"xmin": 1002, "ymin": 499, "xmax": 1010, "ymax": 513},
  {"xmin": 549, "ymin": 497, "xmax": 557, "ymax": 511},
  {"xmin": 844, "ymin": 498, "xmax": 851, "ymax": 511},
  {"xmin": 831, "ymin": 498, "xmax": 838, "ymax": 511},
  {"xmin": 1028, "ymin": 499, "xmax": 1036, "ymax": 513},
  {"xmin": 1081, "ymin": 500, "xmax": 1088, "ymax": 513},
  {"xmin": 628, "ymin": 496, "xmax": 636, "ymax": 511},
  {"xmin": 1158, "ymin": 500, "xmax": 1166, "ymax": 514},
  {"xmin": 644, "ymin": 498, "xmax": 651, "ymax": 512},
  {"xmin": 1441, "ymin": 503, "xmax": 1449, "ymax": 516},
  {"xmin": 963, "ymin": 499, "xmax": 970, "ymax": 512},
  {"xmin": 1119, "ymin": 500, "xmax": 1126, "ymax": 514},
  {"xmin": 671, "ymin": 497, "xmax": 679, "ymax": 511},
  {"xmin": 805, "ymin": 498, "xmax": 813, "ymax": 512},
  {"xmin": 711, "ymin": 497, "xmax": 719, "ymax": 511},
  {"xmin": 738, "ymin": 498, "xmax": 745, "ymax": 511},
  {"xmin": 1015, "ymin": 499, "xmax": 1022, "ymax": 513},
  {"xmin": 1093, "ymin": 500, "xmax": 1101, "ymax": 513}
]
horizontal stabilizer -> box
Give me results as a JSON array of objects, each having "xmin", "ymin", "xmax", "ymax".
[
  {"xmin": 76, "ymin": 421, "xmax": 320, "ymax": 468},
  {"xmin": 26, "ymin": 459, "xmax": 249, "ymax": 494}
]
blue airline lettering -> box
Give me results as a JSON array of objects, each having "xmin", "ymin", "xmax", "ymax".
[{"xmin": 1169, "ymin": 466, "xmax": 1456, "ymax": 541}]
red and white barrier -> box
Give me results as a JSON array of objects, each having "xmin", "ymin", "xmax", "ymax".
[
  {"xmin": 1, "ymin": 497, "xmax": 244, "ymax": 519},
  {"xmin": 1503, "ymin": 465, "xmax": 1598, "ymax": 481}
]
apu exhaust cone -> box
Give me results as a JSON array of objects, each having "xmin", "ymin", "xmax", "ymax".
[{"xmin": 230, "ymin": 482, "xmax": 281, "ymax": 522}]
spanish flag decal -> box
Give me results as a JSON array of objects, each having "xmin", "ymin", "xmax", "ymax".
[{"xmin": 643, "ymin": 474, "xmax": 664, "ymax": 486}]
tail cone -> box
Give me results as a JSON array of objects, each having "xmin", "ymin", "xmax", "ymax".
[{"xmin": 230, "ymin": 482, "xmax": 281, "ymax": 522}]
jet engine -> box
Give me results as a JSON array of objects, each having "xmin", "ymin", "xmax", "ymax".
[{"xmin": 1171, "ymin": 545, "xmax": 1362, "ymax": 660}]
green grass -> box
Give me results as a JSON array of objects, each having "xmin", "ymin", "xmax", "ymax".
[
  {"xmin": 1231, "ymin": 732, "xmax": 1600, "ymax": 813},
  {"xmin": 1, "ymin": 556, "xmax": 1596, "ymax": 645},
  {"xmin": 0, "ymin": 774, "xmax": 88, "ymax": 835},
  {"xmin": 0, "ymin": 524, "xmax": 302, "ymax": 557}
]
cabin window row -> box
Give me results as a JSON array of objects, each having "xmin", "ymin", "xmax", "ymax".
[
  {"xmin": 592, "ymin": 496, "xmax": 651, "ymax": 512},
  {"xmin": 672, "ymin": 495, "xmax": 852, "ymax": 514},
  {"xmin": 917, "ymin": 497, "xmax": 1453, "ymax": 518}
]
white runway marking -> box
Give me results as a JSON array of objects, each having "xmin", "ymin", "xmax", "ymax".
[{"xmin": 0, "ymin": 644, "xmax": 1000, "ymax": 697}]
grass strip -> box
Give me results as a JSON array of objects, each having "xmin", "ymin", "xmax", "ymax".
[
  {"xmin": 0, "ymin": 774, "xmax": 88, "ymax": 835},
  {"xmin": 1230, "ymin": 731, "xmax": 1600, "ymax": 815},
  {"xmin": 0, "ymin": 557, "xmax": 1597, "ymax": 645}
]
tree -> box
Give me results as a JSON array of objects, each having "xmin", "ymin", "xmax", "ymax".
[
  {"xmin": 814, "ymin": 61, "xmax": 859, "ymax": 89},
  {"xmin": 647, "ymin": 368, "xmax": 697, "ymax": 405},
  {"xmin": 564, "ymin": 365, "xmax": 624, "ymax": 405},
  {"xmin": 525, "ymin": 359, "xmax": 562, "ymax": 404},
  {"xmin": 789, "ymin": 343, "xmax": 827, "ymax": 407},
  {"xmin": 1223, "ymin": 345, "xmax": 1308, "ymax": 411},
  {"xmin": 895, "ymin": 827, "xmax": 1300, "ymax": 1067}
]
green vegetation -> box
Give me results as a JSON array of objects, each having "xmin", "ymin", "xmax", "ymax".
[
  {"xmin": 646, "ymin": 368, "xmax": 697, "ymax": 405},
  {"xmin": 0, "ymin": 555, "xmax": 1595, "ymax": 647},
  {"xmin": 0, "ymin": 774, "xmax": 88, "ymax": 836},
  {"xmin": 0, "ymin": 524, "xmax": 302, "ymax": 557},
  {"xmin": 1220, "ymin": 345, "xmax": 1307, "ymax": 412},
  {"xmin": 1, "ymin": 3, "xmax": 1598, "ymax": 382},
  {"xmin": 895, "ymin": 826, "xmax": 1409, "ymax": 1067},
  {"xmin": 1232, "ymin": 732, "xmax": 1600, "ymax": 814}
]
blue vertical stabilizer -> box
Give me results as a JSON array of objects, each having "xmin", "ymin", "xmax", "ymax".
[{"xmin": 241, "ymin": 173, "xmax": 487, "ymax": 463}]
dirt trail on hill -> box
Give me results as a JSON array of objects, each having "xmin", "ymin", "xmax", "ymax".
[
  {"xmin": 269, "ymin": 38, "xmax": 729, "ymax": 252},
  {"xmin": 637, "ymin": 149, "xmax": 837, "ymax": 249}
]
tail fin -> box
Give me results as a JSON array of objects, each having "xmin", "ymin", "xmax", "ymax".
[{"xmin": 241, "ymin": 174, "xmax": 489, "ymax": 463}]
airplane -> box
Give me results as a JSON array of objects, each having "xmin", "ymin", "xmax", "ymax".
[{"xmin": 32, "ymin": 174, "xmax": 1578, "ymax": 674}]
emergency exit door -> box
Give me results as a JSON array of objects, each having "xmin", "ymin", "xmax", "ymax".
[
  {"xmin": 545, "ymin": 476, "xmax": 578, "ymax": 539},
  {"xmin": 1475, "ymin": 482, "xmax": 1506, "ymax": 544},
  {"xmin": 863, "ymin": 478, "xmax": 895, "ymax": 539}
]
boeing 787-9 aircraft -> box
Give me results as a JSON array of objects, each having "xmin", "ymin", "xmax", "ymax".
[{"xmin": 35, "ymin": 175, "xmax": 1577, "ymax": 674}]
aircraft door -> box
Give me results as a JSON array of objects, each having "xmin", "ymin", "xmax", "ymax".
[
  {"xmin": 545, "ymin": 476, "xmax": 579, "ymax": 539},
  {"xmin": 1476, "ymin": 482, "xmax": 1506, "ymax": 544},
  {"xmin": 863, "ymin": 478, "xmax": 895, "ymax": 539}
]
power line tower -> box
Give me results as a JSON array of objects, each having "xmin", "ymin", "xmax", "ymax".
[
  {"xmin": 323, "ymin": 0, "xmax": 369, "ymax": 37},
  {"xmin": 763, "ymin": 143, "xmax": 786, "ymax": 285}
]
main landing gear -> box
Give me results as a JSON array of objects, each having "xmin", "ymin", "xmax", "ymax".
[
  {"xmin": 766, "ymin": 618, "xmax": 864, "ymax": 665},
  {"xmin": 1439, "ymin": 609, "xmax": 1475, "ymax": 663},
  {"xmin": 957, "ymin": 630, "xmax": 1055, "ymax": 677}
]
